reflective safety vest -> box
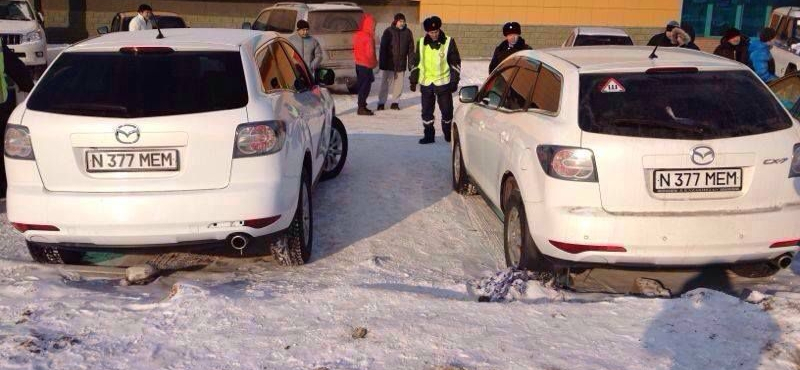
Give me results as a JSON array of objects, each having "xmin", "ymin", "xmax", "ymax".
[
  {"xmin": 0, "ymin": 39, "xmax": 7, "ymax": 104},
  {"xmin": 417, "ymin": 36, "xmax": 451, "ymax": 87}
]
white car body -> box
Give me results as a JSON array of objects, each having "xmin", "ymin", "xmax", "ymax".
[
  {"xmin": 0, "ymin": 0, "xmax": 46, "ymax": 76},
  {"xmin": 768, "ymin": 7, "xmax": 800, "ymax": 77},
  {"xmin": 5, "ymin": 29, "xmax": 340, "ymax": 254},
  {"xmin": 562, "ymin": 27, "xmax": 633, "ymax": 47},
  {"xmin": 453, "ymin": 46, "xmax": 800, "ymax": 267}
]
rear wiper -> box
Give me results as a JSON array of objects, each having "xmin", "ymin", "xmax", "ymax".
[{"xmin": 608, "ymin": 119, "xmax": 704, "ymax": 133}]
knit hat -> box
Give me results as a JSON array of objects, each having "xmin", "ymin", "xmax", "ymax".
[
  {"xmin": 760, "ymin": 27, "xmax": 777, "ymax": 42},
  {"xmin": 722, "ymin": 28, "xmax": 741, "ymax": 42},
  {"xmin": 666, "ymin": 20, "xmax": 679, "ymax": 31},
  {"xmin": 296, "ymin": 19, "xmax": 310, "ymax": 30},
  {"xmin": 394, "ymin": 13, "xmax": 406, "ymax": 22},
  {"xmin": 503, "ymin": 22, "xmax": 521, "ymax": 36},
  {"xmin": 423, "ymin": 16, "xmax": 442, "ymax": 32}
]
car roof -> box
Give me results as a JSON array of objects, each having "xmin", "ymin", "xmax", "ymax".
[
  {"xmin": 513, "ymin": 46, "xmax": 746, "ymax": 74},
  {"xmin": 65, "ymin": 28, "xmax": 277, "ymax": 52},
  {"xmin": 262, "ymin": 2, "xmax": 362, "ymax": 12},
  {"xmin": 118, "ymin": 11, "xmax": 181, "ymax": 18},
  {"xmin": 575, "ymin": 27, "xmax": 630, "ymax": 37},
  {"xmin": 773, "ymin": 7, "xmax": 800, "ymax": 18}
]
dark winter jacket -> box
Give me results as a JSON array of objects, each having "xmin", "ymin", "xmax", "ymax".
[
  {"xmin": 2, "ymin": 44, "xmax": 32, "ymax": 94},
  {"xmin": 749, "ymin": 39, "xmax": 778, "ymax": 83},
  {"xmin": 379, "ymin": 23, "xmax": 414, "ymax": 72},
  {"xmin": 647, "ymin": 32, "xmax": 674, "ymax": 47},
  {"xmin": 678, "ymin": 24, "xmax": 700, "ymax": 51},
  {"xmin": 287, "ymin": 33, "xmax": 323, "ymax": 72},
  {"xmin": 713, "ymin": 35, "xmax": 750, "ymax": 66},
  {"xmin": 353, "ymin": 13, "xmax": 377, "ymax": 68},
  {"xmin": 409, "ymin": 30, "xmax": 461, "ymax": 90},
  {"xmin": 488, "ymin": 37, "xmax": 531, "ymax": 73}
]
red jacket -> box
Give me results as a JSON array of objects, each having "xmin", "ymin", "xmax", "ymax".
[{"xmin": 353, "ymin": 13, "xmax": 377, "ymax": 68}]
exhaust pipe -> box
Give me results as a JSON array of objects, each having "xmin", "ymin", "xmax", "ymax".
[
  {"xmin": 770, "ymin": 254, "xmax": 794, "ymax": 270},
  {"xmin": 228, "ymin": 233, "xmax": 251, "ymax": 252}
]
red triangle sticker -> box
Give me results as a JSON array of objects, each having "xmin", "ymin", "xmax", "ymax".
[{"xmin": 600, "ymin": 78, "xmax": 626, "ymax": 93}]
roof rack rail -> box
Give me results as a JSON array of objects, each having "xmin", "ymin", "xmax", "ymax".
[
  {"xmin": 274, "ymin": 2, "xmax": 309, "ymax": 8},
  {"xmin": 324, "ymin": 1, "xmax": 359, "ymax": 7}
]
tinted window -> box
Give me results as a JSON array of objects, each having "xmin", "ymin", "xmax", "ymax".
[
  {"xmin": 252, "ymin": 10, "xmax": 271, "ymax": 31},
  {"xmin": 153, "ymin": 16, "xmax": 187, "ymax": 29},
  {"xmin": 111, "ymin": 15, "xmax": 120, "ymax": 32},
  {"xmin": 479, "ymin": 68, "xmax": 516, "ymax": 109},
  {"xmin": 272, "ymin": 43, "xmax": 297, "ymax": 90},
  {"xmin": 769, "ymin": 75, "xmax": 800, "ymax": 118},
  {"xmin": 266, "ymin": 9, "xmax": 297, "ymax": 33},
  {"xmin": 503, "ymin": 68, "xmax": 537, "ymax": 111},
  {"xmin": 308, "ymin": 11, "xmax": 362, "ymax": 33},
  {"xmin": 280, "ymin": 42, "xmax": 312, "ymax": 89},
  {"xmin": 257, "ymin": 44, "xmax": 285, "ymax": 92},
  {"xmin": 578, "ymin": 71, "xmax": 792, "ymax": 140},
  {"xmin": 0, "ymin": 1, "xmax": 34, "ymax": 21},
  {"xmin": 531, "ymin": 67, "xmax": 561, "ymax": 112},
  {"xmin": 574, "ymin": 35, "xmax": 633, "ymax": 46},
  {"xmin": 121, "ymin": 17, "xmax": 132, "ymax": 31},
  {"xmin": 27, "ymin": 51, "xmax": 248, "ymax": 118}
]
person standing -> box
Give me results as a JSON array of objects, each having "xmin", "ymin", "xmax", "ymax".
[
  {"xmin": 377, "ymin": 13, "xmax": 414, "ymax": 111},
  {"xmin": 714, "ymin": 28, "xmax": 750, "ymax": 65},
  {"xmin": 288, "ymin": 20, "xmax": 323, "ymax": 76},
  {"xmin": 647, "ymin": 20, "xmax": 679, "ymax": 47},
  {"xmin": 488, "ymin": 22, "xmax": 531, "ymax": 74},
  {"xmin": 353, "ymin": 13, "xmax": 377, "ymax": 116},
  {"xmin": 409, "ymin": 16, "xmax": 461, "ymax": 144},
  {"xmin": 750, "ymin": 27, "xmax": 778, "ymax": 83},
  {"xmin": 0, "ymin": 41, "xmax": 34, "ymax": 197},
  {"xmin": 129, "ymin": 4, "xmax": 153, "ymax": 31}
]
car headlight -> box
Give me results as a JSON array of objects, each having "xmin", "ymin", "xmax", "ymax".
[{"xmin": 23, "ymin": 30, "xmax": 42, "ymax": 43}]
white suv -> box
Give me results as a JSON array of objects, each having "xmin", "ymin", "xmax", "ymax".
[
  {"xmin": 0, "ymin": 0, "xmax": 47, "ymax": 78},
  {"xmin": 453, "ymin": 47, "xmax": 800, "ymax": 273},
  {"xmin": 5, "ymin": 29, "xmax": 348, "ymax": 266}
]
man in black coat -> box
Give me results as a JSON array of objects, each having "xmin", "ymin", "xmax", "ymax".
[
  {"xmin": 647, "ymin": 20, "xmax": 680, "ymax": 47},
  {"xmin": 488, "ymin": 22, "xmax": 531, "ymax": 74},
  {"xmin": 0, "ymin": 43, "xmax": 34, "ymax": 197},
  {"xmin": 377, "ymin": 13, "xmax": 414, "ymax": 111}
]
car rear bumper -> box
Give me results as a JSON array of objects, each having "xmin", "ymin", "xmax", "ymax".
[{"xmin": 527, "ymin": 202, "xmax": 800, "ymax": 267}]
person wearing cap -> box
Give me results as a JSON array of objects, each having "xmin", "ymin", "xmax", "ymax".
[
  {"xmin": 647, "ymin": 20, "xmax": 680, "ymax": 47},
  {"xmin": 749, "ymin": 27, "xmax": 779, "ymax": 83},
  {"xmin": 129, "ymin": 4, "xmax": 153, "ymax": 31},
  {"xmin": 377, "ymin": 13, "xmax": 415, "ymax": 111},
  {"xmin": 714, "ymin": 27, "xmax": 750, "ymax": 65},
  {"xmin": 288, "ymin": 20, "xmax": 323, "ymax": 76},
  {"xmin": 409, "ymin": 16, "xmax": 462, "ymax": 144},
  {"xmin": 353, "ymin": 13, "xmax": 378, "ymax": 116},
  {"xmin": 488, "ymin": 22, "xmax": 531, "ymax": 74}
]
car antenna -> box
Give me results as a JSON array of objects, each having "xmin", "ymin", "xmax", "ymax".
[
  {"xmin": 649, "ymin": 44, "xmax": 659, "ymax": 59},
  {"xmin": 153, "ymin": 15, "xmax": 165, "ymax": 39}
]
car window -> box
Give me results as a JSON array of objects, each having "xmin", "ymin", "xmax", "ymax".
[
  {"xmin": 272, "ymin": 43, "xmax": 298, "ymax": 90},
  {"xmin": 279, "ymin": 41, "xmax": 312, "ymax": 89},
  {"xmin": 121, "ymin": 17, "xmax": 132, "ymax": 31},
  {"xmin": 502, "ymin": 68, "xmax": 537, "ymax": 111},
  {"xmin": 777, "ymin": 15, "xmax": 792, "ymax": 43},
  {"xmin": 479, "ymin": 67, "xmax": 516, "ymax": 110},
  {"xmin": 578, "ymin": 70, "xmax": 793, "ymax": 140},
  {"xmin": 252, "ymin": 10, "xmax": 271, "ymax": 31},
  {"xmin": 154, "ymin": 16, "xmax": 187, "ymax": 29},
  {"xmin": 256, "ymin": 44, "xmax": 285, "ymax": 93},
  {"xmin": 27, "ymin": 51, "xmax": 248, "ymax": 118},
  {"xmin": 111, "ymin": 15, "xmax": 120, "ymax": 32},
  {"xmin": 574, "ymin": 35, "xmax": 633, "ymax": 46},
  {"xmin": 530, "ymin": 66, "xmax": 561, "ymax": 113},
  {"xmin": 308, "ymin": 11, "xmax": 362, "ymax": 33},
  {"xmin": 769, "ymin": 14, "xmax": 782, "ymax": 30},
  {"xmin": 0, "ymin": 1, "xmax": 33, "ymax": 21},
  {"xmin": 769, "ymin": 74, "xmax": 800, "ymax": 118},
  {"xmin": 564, "ymin": 32, "xmax": 575, "ymax": 46},
  {"xmin": 265, "ymin": 9, "xmax": 297, "ymax": 33}
]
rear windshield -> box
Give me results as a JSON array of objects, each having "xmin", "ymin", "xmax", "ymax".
[
  {"xmin": 579, "ymin": 70, "xmax": 793, "ymax": 140},
  {"xmin": 308, "ymin": 11, "xmax": 362, "ymax": 33},
  {"xmin": 27, "ymin": 51, "xmax": 248, "ymax": 118},
  {"xmin": 574, "ymin": 35, "xmax": 633, "ymax": 46}
]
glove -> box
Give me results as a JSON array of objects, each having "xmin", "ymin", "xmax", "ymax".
[
  {"xmin": 410, "ymin": 83, "xmax": 417, "ymax": 92},
  {"xmin": 449, "ymin": 82, "xmax": 458, "ymax": 94}
]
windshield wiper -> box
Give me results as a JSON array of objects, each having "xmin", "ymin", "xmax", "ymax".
[{"xmin": 608, "ymin": 119, "xmax": 705, "ymax": 133}]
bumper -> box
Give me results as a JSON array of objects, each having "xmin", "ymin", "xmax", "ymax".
[
  {"xmin": 527, "ymin": 202, "xmax": 800, "ymax": 267},
  {"xmin": 8, "ymin": 41, "xmax": 46, "ymax": 67}
]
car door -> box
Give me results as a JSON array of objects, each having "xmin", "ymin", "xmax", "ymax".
[
  {"xmin": 769, "ymin": 72, "xmax": 800, "ymax": 118},
  {"xmin": 463, "ymin": 66, "xmax": 515, "ymax": 197}
]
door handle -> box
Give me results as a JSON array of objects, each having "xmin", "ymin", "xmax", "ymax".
[{"xmin": 500, "ymin": 131, "xmax": 510, "ymax": 143}]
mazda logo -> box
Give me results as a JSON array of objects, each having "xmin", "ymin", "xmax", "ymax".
[
  {"xmin": 691, "ymin": 145, "xmax": 715, "ymax": 166},
  {"xmin": 115, "ymin": 124, "xmax": 140, "ymax": 144}
]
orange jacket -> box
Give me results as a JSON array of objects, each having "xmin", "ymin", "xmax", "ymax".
[{"xmin": 353, "ymin": 13, "xmax": 377, "ymax": 68}]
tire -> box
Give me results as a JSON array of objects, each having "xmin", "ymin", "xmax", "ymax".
[
  {"xmin": 452, "ymin": 132, "xmax": 478, "ymax": 195},
  {"xmin": 26, "ymin": 241, "xmax": 84, "ymax": 265},
  {"xmin": 320, "ymin": 117, "xmax": 348, "ymax": 181},
  {"xmin": 503, "ymin": 186, "xmax": 551, "ymax": 272},
  {"xmin": 271, "ymin": 168, "xmax": 312, "ymax": 266}
]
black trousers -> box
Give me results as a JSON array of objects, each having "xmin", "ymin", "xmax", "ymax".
[
  {"xmin": 355, "ymin": 65, "xmax": 374, "ymax": 108},
  {"xmin": 420, "ymin": 84, "xmax": 453, "ymax": 127}
]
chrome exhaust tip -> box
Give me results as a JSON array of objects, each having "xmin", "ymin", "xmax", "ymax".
[
  {"xmin": 228, "ymin": 233, "xmax": 250, "ymax": 251},
  {"xmin": 777, "ymin": 255, "xmax": 793, "ymax": 269}
]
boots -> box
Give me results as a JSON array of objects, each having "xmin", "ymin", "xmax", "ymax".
[
  {"xmin": 442, "ymin": 121, "xmax": 452, "ymax": 143},
  {"xmin": 418, "ymin": 124, "xmax": 435, "ymax": 144},
  {"xmin": 357, "ymin": 106, "xmax": 374, "ymax": 116},
  {"xmin": 376, "ymin": 104, "xmax": 385, "ymax": 111},
  {"xmin": 390, "ymin": 103, "xmax": 400, "ymax": 110}
]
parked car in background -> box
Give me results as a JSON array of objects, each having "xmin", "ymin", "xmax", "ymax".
[
  {"xmin": 562, "ymin": 27, "xmax": 633, "ymax": 47},
  {"xmin": 452, "ymin": 46, "xmax": 799, "ymax": 277},
  {"xmin": 0, "ymin": 0, "xmax": 47, "ymax": 79},
  {"xmin": 243, "ymin": 2, "xmax": 364, "ymax": 92},
  {"xmin": 6, "ymin": 29, "xmax": 349, "ymax": 266},
  {"xmin": 767, "ymin": 7, "xmax": 800, "ymax": 76},
  {"xmin": 97, "ymin": 11, "xmax": 188, "ymax": 34}
]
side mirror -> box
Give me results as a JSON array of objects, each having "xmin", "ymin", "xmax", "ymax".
[
  {"xmin": 97, "ymin": 26, "xmax": 109, "ymax": 34},
  {"xmin": 459, "ymin": 85, "xmax": 479, "ymax": 103},
  {"xmin": 316, "ymin": 68, "xmax": 335, "ymax": 86},
  {"xmin": 241, "ymin": 22, "xmax": 252, "ymax": 30}
]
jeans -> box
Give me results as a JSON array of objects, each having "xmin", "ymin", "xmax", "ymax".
[
  {"xmin": 420, "ymin": 84, "xmax": 453, "ymax": 126},
  {"xmin": 355, "ymin": 65, "xmax": 374, "ymax": 108}
]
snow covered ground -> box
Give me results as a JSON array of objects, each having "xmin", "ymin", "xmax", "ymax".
[{"xmin": 1, "ymin": 61, "xmax": 799, "ymax": 370}]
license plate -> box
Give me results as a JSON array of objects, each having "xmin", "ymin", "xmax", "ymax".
[
  {"xmin": 653, "ymin": 168, "xmax": 742, "ymax": 194},
  {"xmin": 85, "ymin": 150, "xmax": 179, "ymax": 173}
]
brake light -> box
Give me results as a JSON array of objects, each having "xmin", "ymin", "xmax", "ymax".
[
  {"xmin": 234, "ymin": 121, "xmax": 286, "ymax": 158},
  {"xmin": 12, "ymin": 223, "xmax": 59, "ymax": 233},
  {"xmin": 789, "ymin": 144, "xmax": 800, "ymax": 178},
  {"xmin": 119, "ymin": 47, "xmax": 175, "ymax": 54},
  {"xmin": 536, "ymin": 146, "xmax": 598, "ymax": 182},
  {"xmin": 4, "ymin": 125, "xmax": 34, "ymax": 160},
  {"xmin": 645, "ymin": 67, "xmax": 699, "ymax": 74},
  {"xmin": 770, "ymin": 239, "xmax": 800, "ymax": 248},
  {"xmin": 243, "ymin": 216, "xmax": 281, "ymax": 229},
  {"xmin": 550, "ymin": 240, "xmax": 626, "ymax": 254}
]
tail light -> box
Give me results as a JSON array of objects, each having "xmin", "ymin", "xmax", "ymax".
[
  {"xmin": 789, "ymin": 144, "xmax": 800, "ymax": 178},
  {"xmin": 536, "ymin": 145, "xmax": 598, "ymax": 182},
  {"xmin": 550, "ymin": 240, "xmax": 626, "ymax": 254},
  {"xmin": 234, "ymin": 121, "xmax": 286, "ymax": 158},
  {"xmin": 12, "ymin": 223, "xmax": 59, "ymax": 233},
  {"xmin": 4, "ymin": 125, "xmax": 34, "ymax": 160},
  {"xmin": 243, "ymin": 216, "xmax": 281, "ymax": 229},
  {"xmin": 770, "ymin": 239, "xmax": 800, "ymax": 248}
]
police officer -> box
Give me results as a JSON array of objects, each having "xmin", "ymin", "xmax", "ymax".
[
  {"xmin": 410, "ymin": 16, "xmax": 461, "ymax": 144},
  {"xmin": 0, "ymin": 41, "xmax": 34, "ymax": 197}
]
